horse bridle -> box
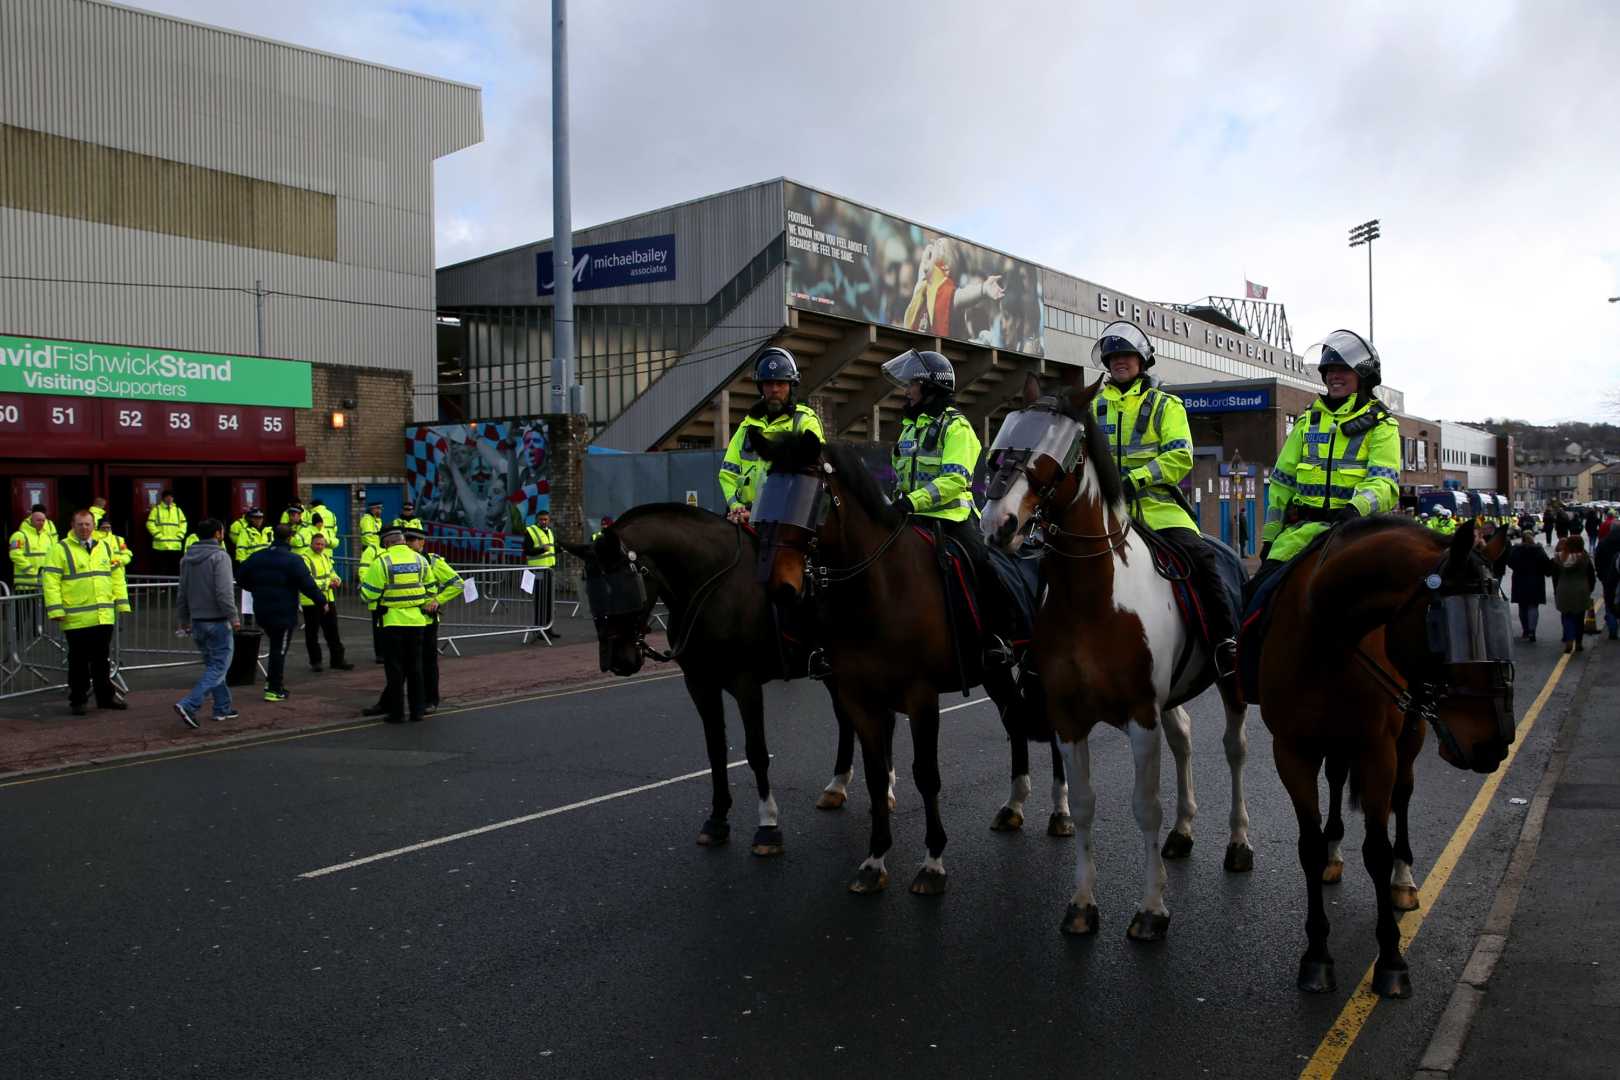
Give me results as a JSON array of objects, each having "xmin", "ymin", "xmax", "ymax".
[
  {"xmin": 584, "ymin": 528, "xmax": 743, "ymax": 663},
  {"xmin": 1349, "ymin": 547, "xmax": 1517, "ymax": 765},
  {"xmin": 755, "ymin": 462, "xmax": 914, "ymax": 593},
  {"xmin": 985, "ymin": 403, "xmax": 1129, "ymax": 559}
]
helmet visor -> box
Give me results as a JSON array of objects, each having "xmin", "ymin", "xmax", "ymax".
[
  {"xmin": 1089, "ymin": 321, "xmax": 1153, "ymax": 369},
  {"xmin": 881, "ymin": 350, "xmax": 929, "ymax": 389},
  {"xmin": 1303, "ymin": 330, "xmax": 1373, "ymax": 376}
]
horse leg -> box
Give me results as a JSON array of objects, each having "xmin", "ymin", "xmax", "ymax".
[
  {"xmin": 1048, "ymin": 733, "xmax": 1074, "ymax": 837},
  {"xmin": 1221, "ymin": 700, "xmax": 1254, "ymax": 872},
  {"xmin": 1160, "ymin": 705, "xmax": 1197, "ymax": 860},
  {"xmin": 1322, "ymin": 753, "xmax": 1350, "ymax": 884},
  {"xmin": 733, "ymin": 678, "xmax": 782, "ymax": 857},
  {"xmin": 1360, "ymin": 743, "xmax": 1411, "ymax": 998},
  {"xmin": 1275, "ymin": 739, "xmax": 1333, "ymax": 992},
  {"xmin": 1126, "ymin": 716, "xmax": 1170, "ymax": 942},
  {"xmin": 1059, "ymin": 736, "xmax": 1100, "ymax": 935},
  {"xmin": 689, "ymin": 675, "xmax": 732, "ymax": 847},
  {"xmin": 817, "ymin": 684, "xmax": 856, "ymax": 811},
  {"xmin": 885, "ymin": 711, "xmax": 898, "ymax": 812},
  {"xmin": 907, "ymin": 694, "xmax": 948, "ymax": 895},
  {"xmin": 990, "ymin": 699, "xmax": 1032, "ymax": 833},
  {"xmin": 848, "ymin": 701, "xmax": 894, "ymax": 894},
  {"xmin": 1390, "ymin": 719, "xmax": 1424, "ymax": 911}
]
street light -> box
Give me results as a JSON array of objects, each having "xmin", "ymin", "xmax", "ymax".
[{"xmin": 1348, "ymin": 219, "xmax": 1381, "ymax": 340}]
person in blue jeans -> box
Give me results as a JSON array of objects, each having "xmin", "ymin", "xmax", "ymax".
[{"xmin": 174, "ymin": 519, "xmax": 240, "ymax": 727}]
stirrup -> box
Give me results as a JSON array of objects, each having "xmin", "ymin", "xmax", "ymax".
[
  {"xmin": 1213, "ymin": 637, "xmax": 1239, "ymax": 679},
  {"xmin": 982, "ymin": 635, "xmax": 1015, "ymax": 669},
  {"xmin": 806, "ymin": 648, "xmax": 832, "ymax": 681}
]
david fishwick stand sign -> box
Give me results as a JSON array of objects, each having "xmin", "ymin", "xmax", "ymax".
[{"xmin": 0, "ymin": 334, "xmax": 313, "ymax": 408}]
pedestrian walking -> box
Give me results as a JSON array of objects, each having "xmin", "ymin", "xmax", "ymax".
[
  {"xmin": 359, "ymin": 525, "xmax": 434, "ymax": 723},
  {"xmin": 1584, "ymin": 509, "xmax": 1600, "ymax": 547},
  {"xmin": 238, "ymin": 525, "xmax": 328, "ymax": 701},
  {"xmin": 412, "ymin": 529, "xmax": 464, "ymax": 714},
  {"xmin": 173, "ymin": 519, "xmax": 240, "ymax": 728},
  {"xmin": 299, "ymin": 531, "xmax": 351, "ymax": 671},
  {"xmin": 41, "ymin": 510, "xmax": 128, "ymax": 716},
  {"xmin": 1553, "ymin": 535, "xmax": 1597, "ymax": 654},
  {"xmin": 1505, "ymin": 529, "xmax": 1554, "ymax": 642},
  {"xmin": 1600, "ymin": 509, "xmax": 1616, "ymax": 541},
  {"xmin": 1595, "ymin": 522, "xmax": 1620, "ymax": 641},
  {"xmin": 1237, "ymin": 505, "xmax": 1250, "ymax": 556},
  {"xmin": 1542, "ymin": 508, "xmax": 1556, "ymax": 546}
]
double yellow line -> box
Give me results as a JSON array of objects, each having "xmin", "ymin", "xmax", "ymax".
[{"xmin": 1300, "ymin": 651, "xmax": 1572, "ymax": 1078}]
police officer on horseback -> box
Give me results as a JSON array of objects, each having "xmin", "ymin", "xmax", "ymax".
[
  {"xmin": 1092, "ymin": 321, "xmax": 1241, "ymax": 694},
  {"xmin": 1261, "ymin": 329, "xmax": 1401, "ymax": 563},
  {"xmin": 720, "ymin": 347, "xmax": 825, "ymax": 524},
  {"xmin": 882, "ymin": 347, "xmax": 1018, "ymax": 666}
]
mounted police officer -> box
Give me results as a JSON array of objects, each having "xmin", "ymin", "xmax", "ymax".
[
  {"xmin": 1260, "ymin": 329, "xmax": 1401, "ymax": 564},
  {"xmin": 881, "ymin": 347, "xmax": 1020, "ymax": 667},
  {"xmin": 720, "ymin": 347, "xmax": 824, "ymax": 524},
  {"xmin": 1092, "ymin": 321, "xmax": 1240, "ymax": 694}
]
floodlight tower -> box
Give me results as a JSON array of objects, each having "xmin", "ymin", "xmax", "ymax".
[{"xmin": 1348, "ymin": 219, "xmax": 1381, "ymax": 340}]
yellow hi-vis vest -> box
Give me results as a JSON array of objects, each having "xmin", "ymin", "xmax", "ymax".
[
  {"xmin": 236, "ymin": 525, "xmax": 272, "ymax": 563},
  {"xmin": 41, "ymin": 536, "xmax": 127, "ymax": 629},
  {"xmin": 525, "ymin": 524, "xmax": 557, "ymax": 568},
  {"xmin": 1092, "ymin": 377, "xmax": 1198, "ymax": 534},
  {"xmin": 359, "ymin": 513, "xmax": 383, "ymax": 550},
  {"xmin": 719, "ymin": 402, "xmax": 824, "ymax": 512},
  {"xmin": 300, "ymin": 547, "xmax": 339, "ymax": 605},
  {"xmin": 8, "ymin": 521, "xmax": 53, "ymax": 590},
  {"xmin": 359, "ymin": 544, "xmax": 430, "ymax": 627},
  {"xmin": 147, "ymin": 503, "xmax": 187, "ymax": 551},
  {"xmin": 1263, "ymin": 394, "xmax": 1401, "ymax": 563},
  {"xmin": 894, "ymin": 406, "xmax": 978, "ymax": 522}
]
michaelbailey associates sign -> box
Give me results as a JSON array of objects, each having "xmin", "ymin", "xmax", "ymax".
[{"xmin": 0, "ymin": 334, "xmax": 313, "ymax": 407}]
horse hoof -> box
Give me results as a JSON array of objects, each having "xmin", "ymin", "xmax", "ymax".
[
  {"xmin": 990, "ymin": 806, "xmax": 1025, "ymax": 832},
  {"xmin": 696, "ymin": 819, "xmax": 730, "ymax": 847},
  {"xmin": 1161, "ymin": 830, "xmax": 1194, "ymax": 860},
  {"xmin": 1060, "ymin": 903, "xmax": 1099, "ymax": 936},
  {"xmin": 1372, "ymin": 965, "xmax": 1413, "ymax": 999},
  {"xmin": 1391, "ymin": 884, "xmax": 1420, "ymax": 911},
  {"xmin": 909, "ymin": 867, "xmax": 948, "ymax": 896},
  {"xmin": 887, "ymin": 794, "xmax": 897, "ymax": 812},
  {"xmin": 1297, "ymin": 957, "xmax": 1337, "ymax": 994},
  {"xmin": 1047, "ymin": 813, "xmax": 1076, "ymax": 837},
  {"xmin": 750, "ymin": 826, "xmax": 785, "ymax": 857},
  {"xmin": 848, "ymin": 866, "xmax": 889, "ymax": 894},
  {"xmin": 1322, "ymin": 859, "xmax": 1345, "ymax": 885},
  {"xmin": 1126, "ymin": 911, "xmax": 1170, "ymax": 942},
  {"xmin": 1223, "ymin": 842, "xmax": 1255, "ymax": 873},
  {"xmin": 814, "ymin": 789, "xmax": 846, "ymax": 811}
]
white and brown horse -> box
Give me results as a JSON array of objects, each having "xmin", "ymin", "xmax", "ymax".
[{"xmin": 980, "ymin": 374, "xmax": 1253, "ymax": 941}]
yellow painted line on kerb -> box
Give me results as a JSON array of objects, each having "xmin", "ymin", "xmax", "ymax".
[
  {"xmin": 0, "ymin": 671, "xmax": 682, "ymax": 790},
  {"xmin": 1300, "ymin": 651, "xmax": 1572, "ymax": 1079}
]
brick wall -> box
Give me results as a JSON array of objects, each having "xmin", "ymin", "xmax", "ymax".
[{"xmin": 294, "ymin": 363, "xmax": 413, "ymax": 502}]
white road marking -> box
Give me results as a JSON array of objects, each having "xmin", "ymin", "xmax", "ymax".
[
  {"xmin": 941, "ymin": 698, "xmax": 990, "ymax": 715},
  {"xmin": 298, "ymin": 759, "xmax": 746, "ymax": 879}
]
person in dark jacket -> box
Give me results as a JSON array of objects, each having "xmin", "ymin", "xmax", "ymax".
[
  {"xmin": 1595, "ymin": 524, "xmax": 1620, "ymax": 641},
  {"xmin": 1542, "ymin": 508, "xmax": 1556, "ymax": 546},
  {"xmin": 1505, "ymin": 530, "xmax": 1554, "ymax": 641},
  {"xmin": 1552, "ymin": 535, "xmax": 1597, "ymax": 654},
  {"xmin": 1584, "ymin": 509, "xmax": 1601, "ymax": 546},
  {"xmin": 238, "ymin": 525, "xmax": 327, "ymax": 701}
]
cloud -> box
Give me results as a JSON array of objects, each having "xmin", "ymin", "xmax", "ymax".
[{"xmin": 135, "ymin": 0, "xmax": 1620, "ymax": 422}]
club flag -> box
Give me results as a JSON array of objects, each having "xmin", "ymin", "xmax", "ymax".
[{"xmin": 1245, "ymin": 280, "xmax": 1269, "ymax": 300}]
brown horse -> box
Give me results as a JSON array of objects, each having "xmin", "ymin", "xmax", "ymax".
[
  {"xmin": 749, "ymin": 430, "xmax": 1057, "ymax": 896},
  {"xmin": 1259, "ymin": 515, "xmax": 1513, "ymax": 998},
  {"xmin": 979, "ymin": 375, "xmax": 1253, "ymax": 942}
]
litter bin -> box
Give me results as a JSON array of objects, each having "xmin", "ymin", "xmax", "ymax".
[{"xmin": 226, "ymin": 627, "xmax": 262, "ymax": 687}]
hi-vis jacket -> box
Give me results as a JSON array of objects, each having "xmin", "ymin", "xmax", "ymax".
[
  {"xmin": 1263, "ymin": 394, "xmax": 1401, "ymax": 563},
  {"xmin": 8, "ymin": 520, "xmax": 53, "ymax": 590},
  {"xmin": 235, "ymin": 525, "xmax": 272, "ymax": 563},
  {"xmin": 41, "ymin": 536, "xmax": 128, "ymax": 630},
  {"xmin": 719, "ymin": 401, "xmax": 824, "ymax": 512},
  {"xmin": 300, "ymin": 547, "xmax": 341, "ymax": 606},
  {"xmin": 360, "ymin": 543, "xmax": 431, "ymax": 628},
  {"xmin": 525, "ymin": 524, "xmax": 557, "ymax": 568},
  {"xmin": 359, "ymin": 512, "xmax": 383, "ymax": 550},
  {"xmin": 147, "ymin": 503, "xmax": 186, "ymax": 552},
  {"xmin": 894, "ymin": 406, "xmax": 979, "ymax": 523},
  {"xmin": 1092, "ymin": 377, "xmax": 1197, "ymax": 533}
]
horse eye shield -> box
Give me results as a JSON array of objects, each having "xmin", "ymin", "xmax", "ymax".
[
  {"xmin": 1427, "ymin": 593, "xmax": 1514, "ymax": 664},
  {"xmin": 753, "ymin": 472, "xmax": 827, "ymax": 531},
  {"xmin": 585, "ymin": 566, "xmax": 649, "ymax": 619}
]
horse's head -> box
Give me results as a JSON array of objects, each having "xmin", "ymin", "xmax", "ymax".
[
  {"xmin": 748, "ymin": 427, "xmax": 827, "ymax": 607},
  {"xmin": 1387, "ymin": 521, "xmax": 1517, "ymax": 773},
  {"xmin": 564, "ymin": 528, "xmax": 657, "ymax": 676},
  {"xmin": 981, "ymin": 372, "xmax": 1107, "ymax": 551}
]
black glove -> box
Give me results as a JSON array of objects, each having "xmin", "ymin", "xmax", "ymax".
[
  {"xmin": 1121, "ymin": 475, "xmax": 1137, "ymax": 500},
  {"xmin": 1259, "ymin": 542, "xmax": 1272, "ymax": 561},
  {"xmin": 1332, "ymin": 506, "xmax": 1360, "ymax": 524},
  {"xmin": 891, "ymin": 494, "xmax": 912, "ymax": 514}
]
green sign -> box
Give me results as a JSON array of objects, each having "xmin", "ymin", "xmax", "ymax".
[{"xmin": 0, "ymin": 334, "xmax": 313, "ymax": 408}]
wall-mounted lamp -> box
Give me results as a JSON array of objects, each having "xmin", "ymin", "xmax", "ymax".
[{"xmin": 330, "ymin": 410, "xmax": 347, "ymax": 430}]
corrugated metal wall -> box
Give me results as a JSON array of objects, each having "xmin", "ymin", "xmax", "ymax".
[{"xmin": 0, "ymin": 0, "xmax": 482, "ymax": 421}]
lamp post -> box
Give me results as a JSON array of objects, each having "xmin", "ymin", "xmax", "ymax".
[{"xmin": 1348, "ymin": 219, "xmax": 1380, "ymax": 340}]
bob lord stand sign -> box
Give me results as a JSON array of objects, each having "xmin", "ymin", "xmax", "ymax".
[{"xmin": 0, "ymin": 334, "xmax": 313, "ymax": 408}]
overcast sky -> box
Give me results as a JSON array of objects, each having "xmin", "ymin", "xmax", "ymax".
[{"xmin": 143, "ymin": 0, "xmax": 1620, "ymax": 425}]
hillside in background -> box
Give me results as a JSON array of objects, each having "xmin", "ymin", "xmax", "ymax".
[{"xmin": 1455, "ymin": 419, "xmax": 1620, "ymax": 460}]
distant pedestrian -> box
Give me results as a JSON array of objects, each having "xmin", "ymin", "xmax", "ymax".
[
  {"xmin": 1237, "ymin": 506, "xmax": 1250, "ymax": 555},
  {"xmin": 360, "ymin": 525, "xmax": 434, "ymax": 723},
  {"xmin": 1595, "ymin": 523, "xmax": 1620, "ymax": 642},
  {"xmin": 1584, "ymin": 509, "xmax": 1600, "ymax": 546},
  {"xmin": 238, "ymin": 525, "xmax": 328, "ymax": 702},
  {"xmin": 1542, "ymin": 508, "xmax": 1556, "ymax": 546},
  {"xmin": 1600, "ymin": 510, "xmax": 1615, "ymax": 541},
  {"xmin": 173, "ymin": 519, "xmax": 240, "ymax": 728},
  {"xmin": 42, "ymin": 510, "xmax": 128, "ymax": 716},
  {"xmin": 1505, "ymin": 530, "xmax": 1553, "ymax": 642},
  {"xmin": 1553, "ymin": 535, "xmax": 1597, "ymax": 654}
]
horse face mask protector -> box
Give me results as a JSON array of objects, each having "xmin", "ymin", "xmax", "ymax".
[
  {"xmin": 584, "ymin": 556, "xmax": 649, "ymax": 621},
  {"xmin": 985, "ymin": 404, "xmax": 1082, "ymax": 500},
  {"xmin": 751, "ymin": 471, "xmax": 826, "ymax": 532},
  {"xmin": 1421, "ymin": 556, "xmax": 1517, "ymax": 752}
]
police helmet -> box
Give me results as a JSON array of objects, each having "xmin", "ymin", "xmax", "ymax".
[
  {"xmin": 1304, "ymin": 329, "xmax": 1382, "ymax": 391},
  {"xmin": 1090, "ymin": 321, "xmax": 1156, "ymax": 370},
  {"xmin": 753, "ymin": 347, "xmax": 801, "ymax": 385},
  {"xmin": 881, "ymin": 349, "xmax": 956, "ymax": 394},
  {"xmin": 1437, "ymin": 506, "xmax": 1453, "ymax": 518}
]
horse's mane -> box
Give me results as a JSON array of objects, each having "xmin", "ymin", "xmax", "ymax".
[
  {"xmin": 1077, "ymin": 401, "xmax": 1125, "ymax": 507},
  {"xmin": 1335, "ymin": 512, "xmax": 1442, "ymax": 547},
  {"xmin": 823, "ymin": 440, "xmax": 902, "ymax": 528},
  {"xmin": 614, "ymin": 503, "xmax": 728, "ymax": 529}
]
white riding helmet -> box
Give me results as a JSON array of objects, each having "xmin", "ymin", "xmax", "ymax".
[{"xmin": 1437, "ymin": 507, "xmax": 1453, "ymax": 518}]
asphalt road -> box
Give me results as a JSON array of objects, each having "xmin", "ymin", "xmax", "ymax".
[{"xmin": 1, "ymin": 626, "xmax": 1581, "ymax": 1079}]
